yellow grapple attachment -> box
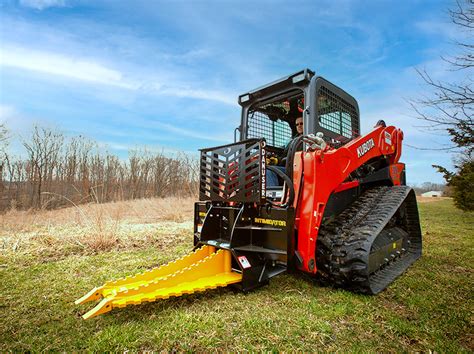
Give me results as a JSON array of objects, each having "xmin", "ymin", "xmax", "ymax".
[{"xmin": 75, "ymin": 245, "xmax": 242, "ymax": 320}]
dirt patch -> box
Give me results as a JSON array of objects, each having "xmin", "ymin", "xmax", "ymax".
[{"xmin": 460, "ymin": 332, "xmax": 474, "ymax": 351}]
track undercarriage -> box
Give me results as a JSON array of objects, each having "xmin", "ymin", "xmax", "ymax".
[{"xmin": 316, "ymin": 186, "xmax": 422, "ymax": 294}]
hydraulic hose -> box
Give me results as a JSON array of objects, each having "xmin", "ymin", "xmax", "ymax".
[
  {"xmin": 267, "ymin": 165, "xmax": 295, "ymax": 209},
  {"xmin": 285, "ymin": 135, "xmax": 304, "ymax": 180},
  {"xmin": 265, "ymin": 134, "xmax": 305, "ymax": 209}
]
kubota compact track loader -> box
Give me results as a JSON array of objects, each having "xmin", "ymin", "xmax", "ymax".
[{"xmin": 76, "ymin": 69, "xmax": 422, "ymax": 319}]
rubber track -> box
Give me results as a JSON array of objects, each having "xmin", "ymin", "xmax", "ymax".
[{"xmin": 316, "ymin": 186, "xmax": 422, "ymax": 294}]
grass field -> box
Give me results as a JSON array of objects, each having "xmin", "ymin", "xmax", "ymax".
[{"xmin": 0, "ymin": 198, "xmax": 472, "ymax": 351}]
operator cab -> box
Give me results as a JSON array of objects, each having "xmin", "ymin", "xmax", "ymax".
[
  {"xmin": 236, "ymin": 69, "xmax": 360, "ymax": 196},
  {"xmin": 237, "ymin": 68, "xmax": 360, "ymax": 149}
]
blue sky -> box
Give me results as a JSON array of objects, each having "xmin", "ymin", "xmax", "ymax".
[{"xmin": 0, "ymin": 0, "xmax": 464, "ymax": 185}]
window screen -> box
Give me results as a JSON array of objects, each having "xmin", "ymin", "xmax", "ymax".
[
  {"xmin": 317, "ymin": 86, "xmax": 359, "ymax": 142},
  {"xmin": 247, "ymin": 93, "xmax": 303, "ymax": 148}
]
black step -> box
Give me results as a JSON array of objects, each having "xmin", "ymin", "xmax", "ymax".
[
  {"xmin": 210, "ymin": 206, "xmax": 242, "ymax": 210},
  {"xmin": 264, "ymin": 264, "xmax": 287, "ymax": 278},
  {"xmin": 202, "ymin": 239, "xmax": 232, "ymax": 249},
  {"xmin": 233, "ymin": 245, "xmax": 287, "ymax": 255}
]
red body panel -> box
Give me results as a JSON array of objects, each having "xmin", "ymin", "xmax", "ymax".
[
  {"xmin": 333, "ymin": 180, "xmax": 360, "ymax": 193},
  {"xmin": 293, "ymin": 125, "xmax": 404, "ymax": 273}
]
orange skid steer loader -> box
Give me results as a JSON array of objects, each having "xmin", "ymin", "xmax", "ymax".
[{"xmin": 76, "ymin": 69, "xmax": 422, "ymax": 319}]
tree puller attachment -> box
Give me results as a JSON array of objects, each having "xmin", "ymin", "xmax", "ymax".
[{"xmin": 76, "ymin": 69, "xmax": 422, "ymax": 319}]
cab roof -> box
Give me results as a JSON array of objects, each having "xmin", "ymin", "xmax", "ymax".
[{"xmin": 238, "ymin": 68, "xmax": 315, "ymax": 106}]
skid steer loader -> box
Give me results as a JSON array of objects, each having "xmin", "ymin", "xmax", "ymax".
[{"xmin": 76, "ymin": 69, "xmax": 422, "ymax": 319}]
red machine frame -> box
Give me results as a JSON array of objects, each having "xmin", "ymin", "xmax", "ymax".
[{"xmin": 292, "ymin": 125, "xmax": 405, "ymax": 273}]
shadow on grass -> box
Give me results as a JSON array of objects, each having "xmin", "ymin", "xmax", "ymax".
[{"xmin": 98, "ymin": 286, "xmax": 254, "ymax": 324}]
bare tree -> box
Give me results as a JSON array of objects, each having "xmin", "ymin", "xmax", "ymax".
[
  {"xmin": 411, "ymin": 0, "xmax": 473, "ymax": 158},
  {"xmin": 0, "ymin": 123, "xmax": 7, "ymax": 145},
  {"xmin": 411, "ymin": 0, "xmax": 474, "ymax": 211},
  {"xmin": 23, "ymin": 126, "xmax": 64, "ymax": 209},
  {"xmin": 0, "ymin": 123, "xmax": 9, "ymax": 195},
  {"xmin": 1, "ymin": 124, "xmax": 199, "ymax": 212}
]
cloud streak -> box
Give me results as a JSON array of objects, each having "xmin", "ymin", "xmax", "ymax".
[
  {"xmin": 0, "ymin": 42, "xmax": 237, "ymax": 106},
  {"xmin": 19, "ymin": 0, "xmax": 65, "ymax": 10},
  {"xmin": 1, "ymin": 44, "xmax": 134, "ymax": 88},
  {"xmin": 152, "ymin": 121, "xmax": 228, "ymax": 143}
]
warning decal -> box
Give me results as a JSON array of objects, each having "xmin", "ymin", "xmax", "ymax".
[{"xmin": 237, "ymin": 256, "xmax": 251, "ymax": 269}]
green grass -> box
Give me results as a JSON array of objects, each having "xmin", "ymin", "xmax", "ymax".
[{"xmin": 1, "ymin": 199, "xmax": 472, "ymax": 351}]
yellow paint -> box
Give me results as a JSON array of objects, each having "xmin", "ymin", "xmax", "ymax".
[
  {"xmin": 254, "ymin": 217, "xmax": 286, "ymax": 227},
  {"xmin": 75, "ymin": 246, "xmax": 242, "ymax": 320},
  {"xmin": 198, "ymin": 212, "xmax": 207, "ymax": 217},
  {"xmin": 393, "ymin": 242, "xmax": 397, "ymax": 249}
]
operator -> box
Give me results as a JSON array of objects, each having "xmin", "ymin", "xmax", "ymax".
[
  {"xmin": 267, "ymin": 115, "xmax": 303, "ymax": 187},
  {"xmin": 284, "ymin": 115, "xmax": 304, "ymax": 156},
  {"xmin": 295, "ymin": 115, "xmax": 304, "ymax": 135}
]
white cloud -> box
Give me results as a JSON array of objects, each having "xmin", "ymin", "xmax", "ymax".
[
  {"xmin": 0, "ymin": 45, "xmax": 136, "ymax": 89},
  {"xmin": 152, "ymin": 121, "xmax": 228, "ymax": 143},
  {"xmin": 0, "ymin": 104, "xmax": 58, "ymax": 133},
  {"xmin": 158, "ymin": 86, "xmax": 236, "ymax": 106},
  {"xmin": 415, "ymin": 19, "xmax": 462, "ymax": 41},
  {"xmin": 155, "ymin": 48, "xmax": 211, "ymax": 63},
  {"xmin": 0, "ymin": 104, "xmax": 17, "ymax": 123},
  {"xmin": 0, "ymin": 104, "xmax": 36, "ymax": 133},
  {"xmin": 0, "ymin": 42, "xmax": 237, "ymax": 106},
  {"xmin": 19, "ymin": 0, "xmax": 65, "ymax": 10}
]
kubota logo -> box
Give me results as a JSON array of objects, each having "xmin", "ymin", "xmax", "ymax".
[{"xmin": 357, "ymin": 138, "xmax": 375, "ymax": 158}]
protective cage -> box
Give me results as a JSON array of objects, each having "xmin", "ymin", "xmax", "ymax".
[
  {"xmin": 199, "ymin": 139, "xmax": 267, "ymax": 203},
  {"xmin": 313, "ymin": 77, "xmax": 360, "ymax": 145}
]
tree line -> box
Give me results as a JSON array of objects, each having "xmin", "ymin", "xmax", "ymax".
[{"xmin": 0, "ymin": 126, "xmax": 199, "ymax": 211}]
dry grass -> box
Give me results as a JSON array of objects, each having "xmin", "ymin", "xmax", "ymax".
[
  {"xmin": 1, "ymin": 196, "xmax": 194, "ymax": 227},
  {"xmin": 0, "ymin": 197, "xmax": 194, "ymax": 260},
  {"xmin": 1, "ymin": 196, "xmax": 448, "ymax": 261},
  {"xmin": 416, "ymin": 196, "xmax": 452, "ymax": 203}
]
